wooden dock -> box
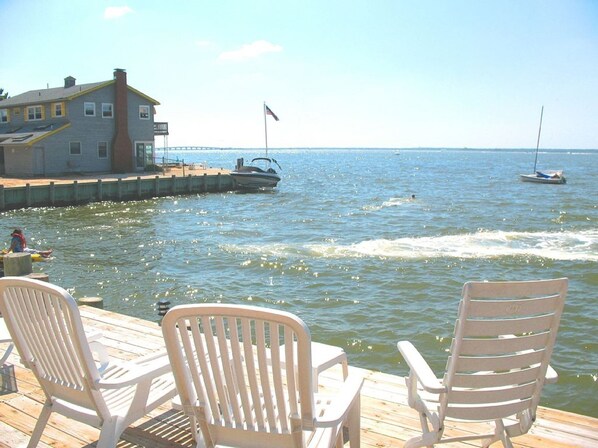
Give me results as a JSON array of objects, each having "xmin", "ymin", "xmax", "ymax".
[
  {"xmin": 0, "ymin": 307, "xmax": 596, "ymax": 447},
  {"xmin": 0, "ymin": 166, "xmax": 235, "ymax": 210}
]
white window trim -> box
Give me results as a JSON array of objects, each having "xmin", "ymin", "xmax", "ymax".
[
  {"xmin": 69, "ymin": 141, "xmax": 82, "ymax": 156},
  {"xmin": 0, "ymin": 109, "xmax": 8, "ymax": 123},
  {"xmin": 139, "ymin": 105, "xmax": 150, "ymax": 120},
  {"xmin": 27, "ymin": 105, "xmax": 43, "ymax": 121},
  {"xmin": 98, "ymin": 141, "xmax": 109, "ymax": 159},
  {"xmin": 84, "ymin": 102, "xmax": 96, "ymax": 117},
  {"xmin": 101, "ymin": 103, "xmax": 113, "ymax": 118},
  {"xmin": 53, "ymin": 102, "xmax": 64, "ymax": 117}
]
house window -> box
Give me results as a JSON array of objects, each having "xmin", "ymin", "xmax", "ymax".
[
  {"xmin": 0, "ymin": 109, "xmax": 8, "ymax": 123},
  {"xmin": 98, "ymin": 141, "xmax": 108, "ymax": 158},
  {"xmin": 84, "ymin": 102, "xmax": 96, "ymax": 117},
  {"xmin": 139, "ymin": 105, "xmax": 150, "ymax": 120},
  {"xmin": 52, "ymin": 102, "xmax": 64, "ymax": 117},
  {"xmin": 26, "ymin": 105, "xmax": 43, "ymax": 121},
  {"xmin": 102, "ymin": 103, "xmax": 113, "ymax": 118},
  {"xmin": 69, "ymin": 141, "xmax": 81, "ymax": 155}
]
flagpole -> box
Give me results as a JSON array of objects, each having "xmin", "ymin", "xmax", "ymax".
[{"xmin": 263, "ymin": 102, "xmax": 269, "ymax": 157}]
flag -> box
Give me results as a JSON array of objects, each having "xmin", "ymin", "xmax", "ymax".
[{"xmin": 265, "ymin": 104, "xmax": 279, "ymax": 121}]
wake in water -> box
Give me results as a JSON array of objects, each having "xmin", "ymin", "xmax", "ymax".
[
  {"xmin": 224, "ymin": 229, "xmax": 598, "ymax": 261},
  {"xmin": 362, "ymin": 196, "xmax": 416, "ymax": 211}
]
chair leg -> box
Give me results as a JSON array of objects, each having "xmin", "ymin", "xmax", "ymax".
[
  {"xmin": 493, "ymin": 419, "xmax": 514, "ymax": 448},
  {"xmin": 404, "ymin": 433, "xmax": 435, "ymax": 448},
  {"xmin": 415, "ymin": 412, "xmax": 434, "ymax": 448},
  {"xmin": 347, "ymin": 394, "xmax": 360, "ymax": 448},
  {"xmin": 418, "ymin": 412, "xmax": 431, "ymax": 436},
  {"xmin": 96, "ymin": 418, "xmax": 119, "ymax": 448},
  {"xmin": 28, "ymin": 402, "xmax": 52, "ymax": 448},
  {"xmin": 0, "ymin": 342, "xmax": 13, "ymax": 365},
  {"xmin": 498, "ymin": 429, "xmax": 514, "ymax": 448}
]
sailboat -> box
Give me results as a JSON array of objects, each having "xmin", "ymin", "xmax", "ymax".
[
  {"xmin": 520, "ymin": 106, "xmax": 566, "ymax": 184},
  {"xmin": 230, "ymin": 103, "xmax": 282, "ymax": 189}
]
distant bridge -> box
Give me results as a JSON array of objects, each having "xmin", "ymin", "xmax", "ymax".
[{"xmin": 156, "ymin": 146, "xmax": 235, "ymax": 151}]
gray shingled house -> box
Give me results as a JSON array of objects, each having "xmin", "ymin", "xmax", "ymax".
[{"xmin": 0, "ymin": 69, "xmax": 159, "ymax": 176}]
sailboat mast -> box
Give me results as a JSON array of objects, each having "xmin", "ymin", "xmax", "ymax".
[
  {"xmin": 533, "ymin": 105, "xmax": 544, "ymax": 172},
  {"xmin": 263, "ymin": 102, "xmax": 269, "ymax": 157}
]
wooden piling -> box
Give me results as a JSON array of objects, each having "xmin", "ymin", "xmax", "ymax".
[
  {"xmin": 3, "ymin": 253, "xmax": 33, "ymax": 276},
  {"xmin": 77, "ymin": 297, "xmax": 104, "ymax": 309},
  {"xmin": 25, "ymin": 273, "xmax": 50, "ymax": 282}
]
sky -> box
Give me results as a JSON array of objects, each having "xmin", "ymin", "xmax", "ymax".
[{"xmin": 1, "ymin": 0, "xmax": 597, "ymax": 149}]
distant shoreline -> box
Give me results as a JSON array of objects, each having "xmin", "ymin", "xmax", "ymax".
[{"xmin": 157, "ymin": 147, "xmax": 598, "ymax": 153}]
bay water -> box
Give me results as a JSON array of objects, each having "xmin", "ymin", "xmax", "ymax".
[{"xmin": 1, "ymin": 148, "xmax": 596, "ymax": 417}]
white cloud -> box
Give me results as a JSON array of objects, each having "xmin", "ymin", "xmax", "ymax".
[
  {"xmin": 219, "ymin": 40, "xmax": 282, "ymax": 61},
  {"xmin": 103, "ymin": 6, "xmax": 134, "ymax": 20}
]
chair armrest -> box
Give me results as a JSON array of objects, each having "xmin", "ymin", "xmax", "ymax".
[
  {"xmin": 85, "ymin": 329, "xmax": 103, "ymax": 343},
  {"xmin": 397, "ymin": 341, "xmax": 445, "ymax": 394},
  {"xmin": 314, "ymin": 373, "xmax": 363, "ymax": 427},
  {"xmin": 545, "ymin": 364, "xmax": 558, "ymax": 384},
  {"xmin": 89, "ymin": 340, "xmax": 110, "ymax": 373},
  {"xmin": 132, "ymin": 348, "xmax": 171, "ymax": 365},
  {"xmin": 97, "ymin": 352, "xmax": 172, "ymax": 389}
]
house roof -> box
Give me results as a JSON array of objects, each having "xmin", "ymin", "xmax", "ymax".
[
  {"xmin": 0, "ymin": 122, "xmax": 71, "ymax": 147},
  {"xmin": 0, "ymin": 80, "xmax": 160, "ymax": 107}
]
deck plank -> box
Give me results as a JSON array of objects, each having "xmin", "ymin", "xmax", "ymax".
[{"xmin": 1, "ymin": 306, "xmax": 596, "ymax": 447}]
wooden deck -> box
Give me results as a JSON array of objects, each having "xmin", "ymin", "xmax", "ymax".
[
  {"xmin": 0, "ymin": 167, "xmax": 235, "ymax": 211},
  {"xmin": 0, "ymin": 307, "xmax": 596, "ymax": 447}
]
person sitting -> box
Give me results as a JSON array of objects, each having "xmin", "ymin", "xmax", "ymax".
[{"xmin": 9, "ymin": 229, "xmax": 53, "ymax": 258}]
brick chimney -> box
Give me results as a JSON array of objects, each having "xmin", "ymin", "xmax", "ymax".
[
  {"xmin": 112, "ymin": 68, "xmax": 133, "ymax": 172},
  {"xmin": 64, "ymin": 76, "xmax": 76, "ymax": 88}
]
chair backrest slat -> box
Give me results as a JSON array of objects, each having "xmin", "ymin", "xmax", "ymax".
[
  {"xmin": 454, "ymin": 348, "xmax": 545, "ymax": 372},
  {"xmin": 459, "ymin": 332, "xmax": 549, "ymax": 355},
  {"xmin": 450, "ymin": 382, "xmax": 537, "ymax": 404},
  {"xmin": 217, "ymin": 317, "xmax": 243, "ymax": 424},
  {"xmin": 284, "ymin": 328, "xmax": 299, "ymax": 414},
  {"xmin": 256, "ymin": 320, "xmax": 277, "ymax": 430},
  {"xmin": 229, "ymin": 319, "xmax": 254, "ymax": 428},
  {"xmin": 198, "ymin": 316, "xmax": 227, "ymax": 424},
  {"xmin": 447, "ymin": 399, "xmax": 532, "ymax": 421},
  {"xmin": 270, "ymin": 325, "xmax": 290, "ymax": 433},
  {"xmin": 461, "ymin": 314, "xmax": 555, "ymax": 337},
  {"xmin": 452, "ymin": 365, "xmax": 541, "ymax": 388},
  {"xmin": 467, "ymin": 295, "xmax": 560, "ymax": 317}
]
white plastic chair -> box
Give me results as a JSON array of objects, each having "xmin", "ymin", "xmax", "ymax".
[
  {"xmin": 398, "ymin": 278, "xmax": 567, "ymax": 448},
  {"xmin": 0, "ymin": 316, "xmax": 14, "ymax": 366},
  {"xmin": 162, "ymin": 303, "xmax": 363, "ymax": 448},
  {"xmin": 0, "ymin": 277, "xmax": 177, "ymax": 448}
]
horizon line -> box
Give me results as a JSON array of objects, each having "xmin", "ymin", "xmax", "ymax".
[{"xmin": 155, "ymin": 146, "xmax": 598, "ymax": 152}]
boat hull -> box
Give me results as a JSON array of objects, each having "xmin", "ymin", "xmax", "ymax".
[
  {"xmin": 520, "ymin": 171, "xmax": 566, "ymax": 184},
  {"xmin": 230, "ymin": 172, "xmax": 281, "ymax": 189}
]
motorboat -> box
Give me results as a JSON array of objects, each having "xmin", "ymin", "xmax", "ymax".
[
  {"xmin": 231, "ymin": 103, "xmax": 282, "ymax": 190},
  {"xmin": 230, "ymin": 157, "xmax": 281, "ymax": 189},
  {"xmin": 520, "ymin": 170, "xmax": 566, "ymax": 184}
]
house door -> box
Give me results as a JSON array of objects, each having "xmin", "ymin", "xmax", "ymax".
[
  {"xmin": 33, "ymin": 147, "xmax": 44, "ymax": 175},
  {"xmin": 135, "ymin": 142, "xmax": 154, "ymax": 170},
  {"xmin": 0, "ymin": 147, "xmax": 4, "ymax": 175}
]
